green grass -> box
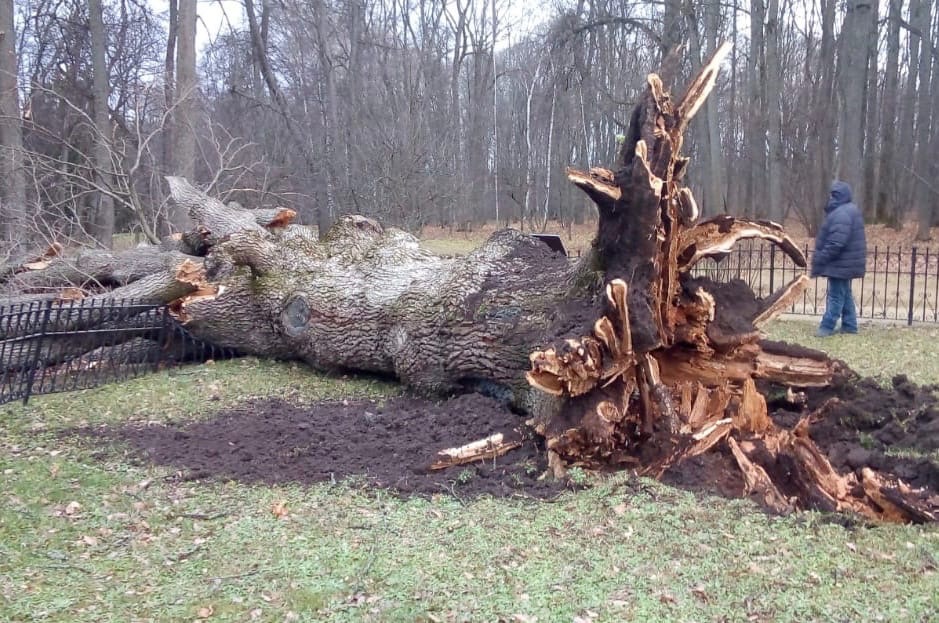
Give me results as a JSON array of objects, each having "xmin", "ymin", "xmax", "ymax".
[
  {"xmin": 1, "ymin": 327, "xmax": 938, "ymax": 622},
  {"xmin": 767, "ymin": 319, "xmax": 939, "ymax": 386}
]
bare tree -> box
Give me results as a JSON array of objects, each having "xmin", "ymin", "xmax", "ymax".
[
  {"xmin": 0, "ymin": 0, "xmax": 25, "ymax": 248},
  {"xmin": 876, "ymin": 0, "xmax": 901, "ymax": 225},
  {"xmin": 836, "ymin": 0, "xmax": 873, "ymax": 196},
  {"xmin": 88, "ymin": 0, "xmax": 115, "ymax": 247},
  {"xmin": 168, "ymin": 0, "xmax": 197, "ymax": 231}
]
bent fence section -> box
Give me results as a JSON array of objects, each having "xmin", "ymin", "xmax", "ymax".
[{"xmin": 0, "ymin": 298, "xmax": 238, "ymax": 406}]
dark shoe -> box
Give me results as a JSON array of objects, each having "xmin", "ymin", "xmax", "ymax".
[{"xmin": 839, "ymin": 328, "xmax": 858, "ymax": 334}]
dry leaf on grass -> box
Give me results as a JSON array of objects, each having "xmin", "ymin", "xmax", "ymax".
[
  {"xmin": 197, "ymin": 605, "xmax": 213, "ymax": 618},
  {"xmin": 691, "ymin": 585, "xmax": 709, "ymax": 603},
  {"xmin": 271, "ymin": 501, "xmax": 288, "ymax": 519}
]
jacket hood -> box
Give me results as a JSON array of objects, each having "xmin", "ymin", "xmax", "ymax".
[{"xmin": 826, "ymin": 180, "xmax": 853, "ymax": 212}]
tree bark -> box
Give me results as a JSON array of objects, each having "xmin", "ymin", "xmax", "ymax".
[
  {"xmin": 88, "ymin": 0, "xmax": 115, "ymax": 248},
  {"xmin": 162, "ymin": 0, "xmax": 178, "ymax": 179},
  {"xmin": 876, "ymin": 0, "xmax": 902, "ymax": 226},
  {"xmin": 913, "ymin": 0, "xmax": 935, "ymax": 239},
  {"xmin": 0, "ymin": 0, "xmax": 26, "ymax": 248},
  {"xmin": 764, "ymin": 0, "xmax": 783, "ymax": 222},
  {"xmin": 836, "ymin": 0, "xmax": 873, "ymax": 192},
  {"xmin": 747, "ymin": 0, "xmax": 767, "ymax": 219},
  {"xmin": 168, "ymin": 0, "xmax": 197, "ymax": 232}
]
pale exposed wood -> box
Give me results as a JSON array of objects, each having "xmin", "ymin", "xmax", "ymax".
[
  {"xmin": 728, "ymin": 437, "xmax": 794, "ymax": 515},
  {"xmin": 752, "ymin": 275, "xmax": 810, "ymax": 327},
  {"xmin": 861, "ymin": 468, "xmax": 937, "ymax": 524},
  {"xmin": 675, "ymin": 42, "xmax": 733, "ymax": 129},
  {"xmin": 565, "ymin": 166, "xmax": 622, "ymax": 205},
  {"xmin": 731, "ymin": 378, "xmax": 770, "ymax": 434},
  {"xmin": 677, "ymin": 215, "xmax": 806, "ymax": 270},
  {"xmin": 430, "ymin": 432, "xmax": 522, "ymax": 470}
]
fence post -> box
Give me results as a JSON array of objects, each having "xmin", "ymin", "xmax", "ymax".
[
  {"xmin": 908, "ymin": 247, "xmax": 918, "ymax": 326},
  {"xmin": 768, "ymin": 246, "xmax": 776, "ymax": 294},
  {"xmin": 22, "ymin": 301, "xmax": 53, "ymax": 405}
]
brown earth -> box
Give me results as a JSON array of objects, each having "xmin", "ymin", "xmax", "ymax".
[
  {"xmin": 94, "ymin": 393, "xmax": 575, "ymax": 499},
  {"xmin": 75, "ymin": 372, "xmax": 939, "ymax": 512}
]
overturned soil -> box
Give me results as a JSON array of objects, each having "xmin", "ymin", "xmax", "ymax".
[
  {"xmin": 78, "ymin": 373, "xmax": 939, "ymax": 507},
  {"xmin": 667, "ymin": 374, "xmax": 939, "ymax": 504},
  {"xmin": 95, "ymin": 393, "xmax": 574, "ymax": 499}
]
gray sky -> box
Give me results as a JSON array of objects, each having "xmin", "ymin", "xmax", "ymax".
[{"xmin": 194, "ymin": 0, "xmax": 243, "ymax": 52}]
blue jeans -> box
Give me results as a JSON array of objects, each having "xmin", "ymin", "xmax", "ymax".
[{"xmin": 820, "ymin": 278, "xmax": 858, "ymax": 333}]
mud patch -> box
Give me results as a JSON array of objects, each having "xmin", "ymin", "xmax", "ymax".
[{"xmin": 90, "ymin": 393, "xmax": 573, "ymax": 499}]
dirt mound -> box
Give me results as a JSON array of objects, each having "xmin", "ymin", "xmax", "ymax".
[
  {"xmin": 664, "ymin": 374, "xmax": 939, "ymax": 505},
  {"xmin": 770, "ymin": 374, "xmax": 939, "ymax": 492},
  {"xmin": 95, "ymin": 393, "xmax": 574, "ymax": 499},
  {"xmin": 75, "ymin": 373, "xmax": 939, "ymax": 510}
]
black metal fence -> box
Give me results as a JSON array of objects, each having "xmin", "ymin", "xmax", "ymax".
[
  {"xmin": 0, "ymin": 298, "xmax": 238, "ymax": 406},
  {"xmin": 687, "ymin": 242, "xmax": 939, "ymax": 325}
]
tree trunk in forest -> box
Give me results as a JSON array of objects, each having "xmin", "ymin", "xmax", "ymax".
[
  {"xmin": 764, "ymin": 0, "xmax": 783, "ymax": 222},
  {"xmin": 162, "ymin": 0, "xmax": 178, "ymax": 180},
  {"xmin": 2, "ymin": 48, "xmax": 935, "ymax": 524},
  {"xmin": 312, "ymin": 0, "xmax": 342, "ymax": 233},
  {"xmin": 812, "ymin": 0, "xmax": 838, "ymax": 234},
  {"xmin": 89, "ymin": 0, "xmax": 115, "ymax": 248},
  {"xmin": 747, "ymin": 0, "xmax": 767, "ymax": 219},
  {"xmin": 861, "ymin": 0, "xmax": 880, "ymax": 218},
  {"xmin": 836, "ymin": 0, "xmax": 872, "ymax": 193},
  {"xmin": 0, "ymin": 0, "xmax": 26, "ymax": 249},
  {"xmin": 913, "ymin": 0, "xmax": 935, "ymax": 239},
  {"xmin": 169, "ymin": 0, "xmax": 197, "ymax": 232},
  {"xmin": 876, "ymin": 0, "xmax": 901, "ymax": 226},
  {"xmin": 900, "ymin": 0, "xmax": 922, "ymax": 219}
]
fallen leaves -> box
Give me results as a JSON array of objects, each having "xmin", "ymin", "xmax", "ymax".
[
  {"xmin": 691, "ymin": 584, "xmax": 710, "ymax": 603},
  {"xmin": 196, "ymin": 604, "xmax": 214, "ymax": 619},
  {"xmin": 271, "ymin": 501, "xmax": 289, "ymax": 520}
]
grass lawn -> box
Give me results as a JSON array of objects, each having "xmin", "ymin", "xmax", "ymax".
[{"xmin": 2, "ymin": 327, "xmax": 938, "ymax": 622}]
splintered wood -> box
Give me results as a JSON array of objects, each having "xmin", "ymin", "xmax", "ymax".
[
  {"xmin": 430, "ymin": 433, "xmax": 522, "ymax": 470},
  {"xmin": 518, "ymin": 43, "xmax": 936, "ymax": 524}
]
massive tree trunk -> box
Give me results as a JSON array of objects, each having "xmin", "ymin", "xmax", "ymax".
[{"xmin": 2, "ymin": 49, "xmax": 934, "ymax": 524}]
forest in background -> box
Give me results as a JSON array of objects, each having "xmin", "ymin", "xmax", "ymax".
[{"xmin": 0, "ymin": 0, "xmax": 936, "ymax": 254}]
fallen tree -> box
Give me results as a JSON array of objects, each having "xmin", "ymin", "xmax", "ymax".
[{"xmin": 1, "ymin": 45, "xmax": 935, "ymax": 523}]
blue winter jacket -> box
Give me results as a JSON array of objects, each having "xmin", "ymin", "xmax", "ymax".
[{"xmin": 811, "ymin": 181, "xmax": 867, "ymax": 280}]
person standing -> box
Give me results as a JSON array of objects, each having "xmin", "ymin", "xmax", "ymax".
[{"xmin": 810, "ymin": 180, "xmax": 867, "ymax": 336}]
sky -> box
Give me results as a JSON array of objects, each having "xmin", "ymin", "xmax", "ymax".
[{"xmin": 192, "ymin": 0, "xmax": 244, "ymax": 53}]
